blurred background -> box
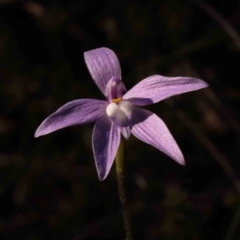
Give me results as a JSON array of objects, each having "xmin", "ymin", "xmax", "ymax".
[{"xmin": 1, "ymin": 0, "xmax": 240, "ymax": 239}]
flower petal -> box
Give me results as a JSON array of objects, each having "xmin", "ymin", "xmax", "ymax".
[
  {"xmin": 123, "ymin": 75, "xmax": 208, "ymax": 106},
  {"xmin": 131, "ymin": 107, "xmax": 185, "ymax": 165},
  {"xmin": 92, "ymin": 115, "xmax": 121, "ymax": 180},
  {"xmin": 121, "ymin": 127, "xmax": 131, "ymax": 139},
  {"xmin": 84, "ymin": 47, "xmax": 121, "ymax": 95},
  {"xmin": 35, "ymin": 99, "xmax": 107, "ymax": 137}
]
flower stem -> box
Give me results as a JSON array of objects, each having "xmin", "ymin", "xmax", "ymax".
[
  {"xmin": 115, "ymin": 141, "xmax": 133, "ymax": 240},
  {"xmin": 224, "ymin": 203, "xmax": 240, "ymax": 240}
]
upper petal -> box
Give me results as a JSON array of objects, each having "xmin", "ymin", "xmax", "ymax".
[
  {"xmin": 92, "ymin": 115, "xmax": 121, "ymax": 180},
  {"xmin": 123, "ymin": 75, "xmax": 208, "ymax": 106},
  {"xmin": 131, "ymin": 107, "xmax": 185, "ymax": 165},
  {"xmin": 35, "ymin": 99, "xmax": 107, "ymax": 137},
  {"xmin": 84, "ymin": 47, "xmax": 121, "ymax": 95}
]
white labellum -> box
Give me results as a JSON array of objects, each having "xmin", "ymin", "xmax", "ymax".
[{"xmin": 106, "ymin": 100, "xmax": 133, "ymax": 126}]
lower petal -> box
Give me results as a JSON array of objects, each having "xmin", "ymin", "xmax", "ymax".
[
  {"xmin": 131, "ymin": 108, "xmax": 185, "ymax": 165},
  {"xmin": 92, "ymin": 115, "xmax": 121, "ymax": 180}
]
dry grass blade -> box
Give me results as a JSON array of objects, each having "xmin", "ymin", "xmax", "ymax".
[
  {"xmin": 190, "ymin": 0, "xmax": 240, "ymax": 50},
  {"xmin": 175, "ymin": 108, "xmax": 240, "ymax": 196},
  {"xmin": 204, "ymin": 89, "xmax": 240, "ymax": 137}
]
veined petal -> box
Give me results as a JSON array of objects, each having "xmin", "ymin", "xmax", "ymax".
[
  {"xmin": 84, "ymin": 47, "xmax": 121, "ymax": 95},
  {"xmin": 131, "ymin": 107, "xmax": 185, "ymax": 165},
  {"xmin": 92, "ymin": 115, "xmax": 121, "ymax": 180},
  {"xmin": 35, "ymin": 99, "xmax": 107, "ymax": 137},
  {"xmin": 123, "ymin": 75, "xmax": 208, "ymax": 106}
]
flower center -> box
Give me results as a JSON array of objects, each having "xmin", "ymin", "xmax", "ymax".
[
  {"xmin": 112, "ymin": 97, "xmax": 122, "ymax": 104},
  {"xmin": 106, "ymin": 100, "xmax": 133, "ymax": 127}
]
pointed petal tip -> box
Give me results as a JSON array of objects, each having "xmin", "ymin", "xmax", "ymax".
[
  {"xmin": 34, "ymin": 132, "xmax": 40, "ymax": 138},
  {"xmin": 34, "ymin": 129, "xmax": 44, "ymax": 138},
  {"xmin": 199, "ymin": 79, "xmax": 209, "ymax": 88},
  {"xmin": 98, "ymin": 173, "xmax": 107, "ymax": 181},
  {"xmin": 96, "ymin": 163, "xmax": 110, "ymax": 181},
  {"xmin": 171, "ymin": 151, "xmax": 185, "ymax": 166},
  {"xmin": 178, "ymin": 158, "xmax": 186, "ymax": 166},
  {"xmin": 34, "ymin": 127, "xmax": 41, "ymax": 138},
  {"xmin": 166, "ymin": 153, "xmax": 185, "ymax": 166},
  {"xmin": 121, "ymin": 127, "xmax": 131, "ymax": 139},
  {"xmin": 124, "ymin": 135, "xmax": 130, "ymax": 140},
  {"xmin": 130, "ymin": 108, "xmax": 188, "ymax": 166},
  {"xmin": 34, "ymin": 124, "xmax": 49, "ymax": 138}
]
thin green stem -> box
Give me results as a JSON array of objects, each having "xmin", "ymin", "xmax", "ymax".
[
  {"xmin": 224, "ymin": 204, "xmax": 240, "ymax": 240},
  {"xmin": 115, "ymin": 141, "xmax": 133, "ymax": 240}
]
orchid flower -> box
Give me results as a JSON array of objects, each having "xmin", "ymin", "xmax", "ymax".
[{"xmin": 35, "ymin": 47, "xmax": 208, "ymax": 180}]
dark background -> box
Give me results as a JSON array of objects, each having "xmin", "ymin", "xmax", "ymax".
[{"xmin": 1, "ymin": 0, "xmax": 240, "ymax": 239}]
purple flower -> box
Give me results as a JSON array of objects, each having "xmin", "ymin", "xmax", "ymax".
[{"xmin": 35, "ymin": 47, "xmax": 208, "ymax": 180}]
